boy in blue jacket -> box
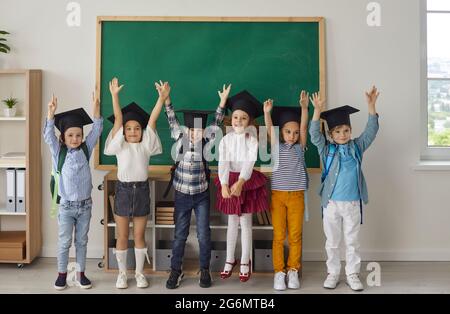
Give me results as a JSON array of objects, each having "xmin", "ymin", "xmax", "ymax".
[{"xmin": 309, "ymin": 86, "xmax": 379, "ymax": 291}]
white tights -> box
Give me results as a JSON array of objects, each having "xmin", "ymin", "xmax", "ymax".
[{"xmin": 224, "ymin": 213, "xmax": 252, "ymax": 274}]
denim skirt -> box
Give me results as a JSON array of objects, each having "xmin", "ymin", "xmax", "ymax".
[{"xmin": 114, "ymin": 180, "xmax": 150, "ymax": 217}]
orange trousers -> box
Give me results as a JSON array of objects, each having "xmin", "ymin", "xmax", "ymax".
[{"xmin": 271, "ymin": 190, "xmax": 305, "ymax": 273}]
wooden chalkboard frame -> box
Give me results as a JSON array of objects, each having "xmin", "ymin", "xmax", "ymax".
[{"xmin": 94, "ymin": 16, "xmax": 326, "ymax": 173}]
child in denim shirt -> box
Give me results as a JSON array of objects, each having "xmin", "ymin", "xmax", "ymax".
[
  {"xmin": 309, "ymin": 87, "xmax": 379, "ymax": 291},
  {"xmin": 44, "ymin": 93, "xmax": 103, "ymax": 290}
]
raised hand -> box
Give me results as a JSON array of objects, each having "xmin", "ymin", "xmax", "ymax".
[
  {"xmin": 48, "ymin": 94, "xmax": 57, "ymax": 119},
  {"xmin": 109, "ymin": 77, "xmax": 124, "ymax": 96},
  {"xmin": 310, "ymin": 92, "xmax": 325, "ymax": 112},
  {"xmin": 218, "ymin": 84, "xmax": 232, "ymax": 107},
  {"xmin": 92, "ymin": 92, "xmax": 100, "ymax": 118},
  {"xmin": 263, "ymin": 99, "xmax": 273, "ymax": 113},
  {"xmin": 299, "ymin": 90, "xmax": 309, "ymax": 109},
  {"xmin": 155, "ymin": 80, "xmax": 171, "ymax": 100},
  {"xmin": 365, "ymin": 85, "xmax": 379, "ymax": 114}
]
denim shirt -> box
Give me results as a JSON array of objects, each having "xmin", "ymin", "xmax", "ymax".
[
  {"xmin": 309, "ymin": 114, "xmax": 379, "ymax": 209},
  {"xmin": 43, "ymin": 117, "xmax": 104, "ymax": 203}
]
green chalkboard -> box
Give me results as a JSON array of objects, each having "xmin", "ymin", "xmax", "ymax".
[{"xmin": 96, "ymin": 17, "xmax": 325, "ymax": 171}]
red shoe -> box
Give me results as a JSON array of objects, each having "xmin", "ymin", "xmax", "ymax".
[
  {"xmin": 220, "ymin": 260, "xmax": 237, "ymax": 279},
  {"xmin": 239, "ymin": 261, "xmax": 252, "ymax": 282}
]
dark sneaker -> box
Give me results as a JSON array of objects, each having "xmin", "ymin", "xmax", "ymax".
[
  {"xmin": 166, "ymin": 269, "xmax": 184, "ymax": 289},
  {"xmin": 78, "ymin": 272, "xmax": 92, "ymax": 289},
  {"xmin": 199, "ymin": 269, "xmax": 212, "ymax": 288},
  {"xmin": 54, "ymin": 273, "xmax": 67, "ymax": 290}
]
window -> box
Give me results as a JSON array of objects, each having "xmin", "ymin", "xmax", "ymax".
[{"xmin": 422, "ymin": 0, "xmax": 450, "ymax": 160}]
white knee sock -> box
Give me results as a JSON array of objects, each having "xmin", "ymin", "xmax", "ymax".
[
  {"xmin": 134, "ymin": 247, "xmax": 149, "ymax": 275},
  {"xmin": 240, "ymin": 214, "xmax": 253, "ymax": 274},
  {"xmin": 115, "ymin": 249, "xmax": 127, "ymax": 273},
  {"xmin": 224, "ymin": 215, "xmax": 240, "ymax": 271}
]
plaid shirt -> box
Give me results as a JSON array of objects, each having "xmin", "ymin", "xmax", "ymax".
[{"xmin": 165, "ymin": 103, "xmax": 224, "ymax": 195}]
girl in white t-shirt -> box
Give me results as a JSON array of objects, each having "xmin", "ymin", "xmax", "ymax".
[{"xmin": 104, "ymin": 78, "xmax": 165, "ymax": 289}]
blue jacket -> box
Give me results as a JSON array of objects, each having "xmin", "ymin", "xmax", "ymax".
[{"xmin": 309, "ymin": 114, "xmax": 379, "ymax": 209}]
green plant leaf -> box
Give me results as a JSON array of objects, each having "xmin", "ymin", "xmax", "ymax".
[
  {"xmin": 0, "ymin": 31, "xmax": 10, "ymax": 35},
  {"xmin": 0, "ymin": 38, "xmax": 6, "ymax": 41},
  {"xmin": 0, "ymin": 48, "xmax": 8, "ymax": 53},
  {"xmin": 0, "ymin": 43, "xmax": 10, "ymax": 51}
]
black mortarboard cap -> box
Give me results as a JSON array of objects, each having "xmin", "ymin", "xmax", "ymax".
[
  {"xmin": 320, "ymin": 105, "xmax": 360, "ymax": 130},
  {"xmin": 225, "ymin": 90, "xmax": 263, "ymax": 119},
  {"xmin": 54, "ymin": 107, "xmax": 93, "ymax": 133},
  {"xmin": 271, "ymin": 106, "xmax": 301, "ymax": 127},
  {"xmin": 176, "ymin": 109, "xmax": 215, "ymax": 129},
  {"xmin": 107, "ymin": 102, "xmax": 150, "ymax": 128}
]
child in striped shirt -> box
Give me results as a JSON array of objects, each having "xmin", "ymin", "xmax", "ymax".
[{"xmin": 263, "ymin": 91, "xmax": 309, "ymax": 291}]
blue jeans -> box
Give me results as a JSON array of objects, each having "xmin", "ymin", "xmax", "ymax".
[
  {"xmin": 57, "ymin": 198, "xmax": 92, "ymax": 273},
  {"xmin": 171, "ymin": 190, "xmax": 211, "ymax": 271}
]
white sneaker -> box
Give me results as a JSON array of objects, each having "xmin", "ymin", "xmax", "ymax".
[
  {"xmin": 115, "ymin": 271, "xmax": 128, "ymax": 289},
  {"xmin": 346, "ymin": 273, "xmax": 364, "ymax": 291},
  {"xmin": 135, "ymin": 272, "xmax": 149, "ymax": 288},
  {"xmin": 287, "ymin": 269, "xmax": 300, "ymax": 289},
  {"xmin": 273, "ymin": 272, "xmax": 286, "ymax": 291},
  {"xmin": 323, "ymin": 273, "xmax": 340, "ymax": 289}
]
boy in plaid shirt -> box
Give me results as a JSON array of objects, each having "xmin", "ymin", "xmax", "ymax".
[{"xmin": 161, "ymin": 82, "xmax": 231, "ymax": 289}]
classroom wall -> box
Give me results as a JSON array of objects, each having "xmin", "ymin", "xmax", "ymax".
[{"xmin": 1, "ymin": 0, "xmax": 449, "ymax": 261}]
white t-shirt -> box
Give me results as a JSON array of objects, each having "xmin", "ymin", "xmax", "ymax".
[
  {"xmin": 104, "ymin": 126, "xmax": 162, "ymax": 182},
  {"xmin": 218, "ymin": 131, "xmax": 258, "ymax": 185}
]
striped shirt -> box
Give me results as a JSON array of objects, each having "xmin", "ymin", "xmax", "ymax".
[
  {"xmin": 165, "ymin": 103, "xmax": 224, "ymax": 195},
  {"xmin": 271, "ymin": 142, "xmax": 308, "ymax": 191},
  {"xmin": 43, "ymin": 117, "xmax": 103, "ymax": 203}
]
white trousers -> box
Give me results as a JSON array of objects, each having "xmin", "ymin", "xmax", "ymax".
[{"xmin": 323, "ymin": 200, "xmax": 361, "ymax": 276}]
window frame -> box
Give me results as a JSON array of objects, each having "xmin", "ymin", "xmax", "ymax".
[{"xmin": 420, "ymin": 0, "xmax": 450, "ymax": 160}]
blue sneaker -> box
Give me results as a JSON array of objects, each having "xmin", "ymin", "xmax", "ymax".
[
  {"xmin": 54, "ymin": 273, "xmax": 67, "ymax": 290},
  {"xmin": 78, "ymin": 272, "xmax": 92, "ymax": 289}
]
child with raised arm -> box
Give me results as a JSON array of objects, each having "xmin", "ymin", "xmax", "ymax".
[
  {"xmin": 44, "ymin": 93, "xmax": 103, "ymax": 290},
  {"xmin": 309, "ymin": 87, "xmax": 380, "ymax": 291},
  {"xmin": 104, "ymin": 77, "xmax": 164, "ymax": 289},
  {"xmin": 263, "ymin": 90, "xmax": 309, "ymax": 290}
]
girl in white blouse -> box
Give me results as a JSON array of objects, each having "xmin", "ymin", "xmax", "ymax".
[
  {"xmin": 104, "ymin": 78, "xmax": 165, "ymax": 289},
  {"xmin": 215, "ymin": 90, "xmax": 268, "ymax": 283}
]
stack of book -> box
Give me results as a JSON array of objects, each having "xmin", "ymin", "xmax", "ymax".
[
  {"xmin": 156, "ymin": 201, "xmax": 175, "ymax": 225},
  {"xmin": 256, "ymin": 210, "xmax": 272, "ymax": 226}
]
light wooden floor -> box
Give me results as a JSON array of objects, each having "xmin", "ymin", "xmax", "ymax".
[{"xmin": 0, "ymin": 258, "xmax": 449, "ymax": 294}]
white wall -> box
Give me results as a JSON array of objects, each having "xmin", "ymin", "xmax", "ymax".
[{"xmin": 1, "ymin": 0, "xmax": 448, "ymax": 261}]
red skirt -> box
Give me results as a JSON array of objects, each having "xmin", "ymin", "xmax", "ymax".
[{"xmin": 214, "ymin": 170, "xmax": 268, "ymax": 216}]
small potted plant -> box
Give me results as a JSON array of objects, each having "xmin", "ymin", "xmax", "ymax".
[{"xmin": 2, "ymin": 96, "xmax": 18, "ymax": 117}]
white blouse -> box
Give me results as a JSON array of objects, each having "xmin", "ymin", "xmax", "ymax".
[
  {"xmin": 218, "ymin": 131, "xmax": 258, "ymax": 185},
  {"xmin": 104, "ymin": 126, "xmax": 162, "ymax": 182}
]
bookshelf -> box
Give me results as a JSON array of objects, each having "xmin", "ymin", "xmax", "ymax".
[
  {"xmin": 102, "ymin": 170, "xmax": 273, "ymax": 274},
  {"xmin": 0, "ymin": 70, "xmax": 42, "ymax": 266}
]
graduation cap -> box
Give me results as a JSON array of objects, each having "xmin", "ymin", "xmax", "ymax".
[
  {"xmin": 271, "ymin": 106, "xmax": 301, "ymax": 127},
  {"xmin": 107, "ymin": 102, "xmax": 150, "ymax": 128},
  {"xmin": 176, "ymin": 109, "xmax": 215, "ymax": 129},
  {"xmin": 320, "ymin": 105, "xmax": 360, "ymax": 130},
  {"xmin": 225, "ymin": 90, "xmax": 263, "ymax": 119},
  {"xmin": 54, "ymin": 108, "xmax": 93, "ymax": 133}
]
